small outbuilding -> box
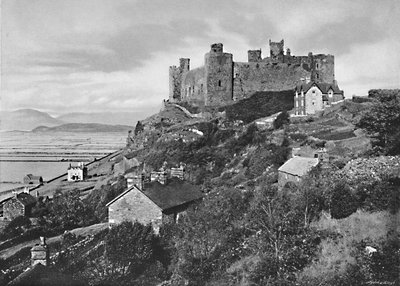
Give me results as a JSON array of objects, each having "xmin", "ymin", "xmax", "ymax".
[
  {"xmin": 278, "ymin": 156, "xmax": 319, "ymax": 189},
  {"xmin": 3, "ymin": 192, "xmax": 37, "ymax": 220},
  {"xmin": 23, "ymin": 174, "xmax": 43, "ymax": 185}
]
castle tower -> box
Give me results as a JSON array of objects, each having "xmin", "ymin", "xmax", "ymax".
[
  {"xmin": 269, "ymin": 39, "xmax": 284, "ymax": 59},
  {"xmin": 248, "ymin": 49, "xmax": 262, "ymax": 62},
  {"xmin": 204, "ymin": 43, "xmax": 234, "ymax": 106},
  {"xmin": 179, "ymin": 58, "xmax": 190, "ymax": 73},
  {"xmin": 169, "ymin": 58, "xmax": 190, "ymax": 102}
]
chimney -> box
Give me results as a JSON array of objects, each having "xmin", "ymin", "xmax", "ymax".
[
  {"xmin": 150, "ymin": 171, "xmax": 167, "ymax": 185},
  {"xmin": 31, "ymin": 236, "xmax": 49, "ymax": 267},
  {"xmin": 128, "ymin": 174, "xmax": 145, "ymax": 190},
  {"xmin": 159, "ymin": 171, "xmax": 167, "ymax": 185}
]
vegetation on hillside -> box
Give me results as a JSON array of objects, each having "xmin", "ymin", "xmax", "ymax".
[
  {"xmin": 1, "ymin": 89, "xmax": 399, "ymax": 286},
  {"xmin": 220, "ymin": 90, "xmax": 294, "ymax": 123}
]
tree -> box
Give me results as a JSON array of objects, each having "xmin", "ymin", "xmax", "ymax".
[
  {"xmin": 45, "ymin": 189, "xmax": 95, "ymax": 231},
  {"xmin": 173, "ymin": 187, "xmax": 252, "ymax": 285},
  {"xmin": 85, "ymin": 221, "xmax": 158, "ymax": 285},
  {"xmin": 1, "ymin": 216, "xmax": 32, "ymax": 239},
  {"xmin": 273, "ymin": 110, "xmax": 290, "ymax": 129},
  {"xmin": 330, "ymin": 183, "xmax": 358, "ymax": 219},
  {"xmin": 245, "ymin": 186, "xmax": 320, "ymax": 283},
  {"xmin": 357, "ymin": 91, "xmax": 400, "ymax": 153}
]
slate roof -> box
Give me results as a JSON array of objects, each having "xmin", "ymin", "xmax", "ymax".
[
  {"xmin": 295, "ymin": 81, "xmax": 343, "ymax": 94},
  {"xmin": 278, "ymin": 156, "xmax": 319, "ymax": 177},
  {"xmin": 106, "ymin": 177, "xmax": 203, "ymax": 211},
  {"xmin": 24, "ymin": 174, "xmax": 43, "ymax": 181}
]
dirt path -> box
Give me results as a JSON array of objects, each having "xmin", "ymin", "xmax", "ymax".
[{"xmin": 0, "ymin": 223, "xmax": 108, "ymax": 259}]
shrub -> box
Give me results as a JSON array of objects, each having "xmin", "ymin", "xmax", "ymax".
[
  {"xmin": 273, "ymin": 110, "xmax": 290, "ymax": 129},
  {"xmin": 331, "ymin": 184, "xmax": 358, "ymax": 219},
  {"xmin": 1, "ymin": 216, "xmax": 32, "ymax": 240}
]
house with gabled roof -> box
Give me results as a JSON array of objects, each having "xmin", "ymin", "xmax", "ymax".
[
  {"xmin": 3, "ymin": 192, "xmax": 36, "ymax": 220},
  {"xmin": 23, "ymin": 174, "xmax": 43, "ymax": 185},
  {"xmin": 106, "ymin": 176, "xmax": 202, "ymax": 233},
  {"xmin": 278, "ymin": 156, "xmax": 319, "ymax": 190},
  {"xmin": 294, "ymin": 81, "xmax": 344, "ymax": 116}
]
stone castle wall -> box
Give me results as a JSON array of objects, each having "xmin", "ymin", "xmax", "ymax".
[
  {"xmin": 232, "ymin": 61, "xmax": 311, "ymax": 100},
  {"xmin": 169, "ymin": 40, "xmax": 335, "ymax": 107}
]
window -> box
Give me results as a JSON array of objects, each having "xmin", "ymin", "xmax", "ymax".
[
  {"xmin": 218, "ymin": 80, "xmax": 222, "ymax": 87},
  {"xmin": 316, "ymin": 63, "xmax": 319, "ymax": 69},
  {"xmin": 296, "ymin": 101, "xmax": 299, "ymax": 108},
  {"xmin": 200, "ymin": 84, "xmax": 203, "ymax": 92}
]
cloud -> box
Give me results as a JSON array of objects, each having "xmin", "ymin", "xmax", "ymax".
[{"xmin": 1, "ymin": 0, "xmax": 399, "ymax": 117}]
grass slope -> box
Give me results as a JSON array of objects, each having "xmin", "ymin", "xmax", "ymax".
[{"xmin": 221, "ymin": 90, "xmax": 294, "ymax": 123}]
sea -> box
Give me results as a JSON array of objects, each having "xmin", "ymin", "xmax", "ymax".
[{"xmin": 0, "ymin": 131, "xmax": 127, "ymax": 193}]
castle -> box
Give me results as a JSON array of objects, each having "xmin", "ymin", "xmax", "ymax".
[{"xmin": 169, "ymin": 39, "xmax": 337, "ymax": 107}]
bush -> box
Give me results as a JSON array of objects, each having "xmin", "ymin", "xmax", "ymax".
[
  {"xmin": 273, "ymin": 110, "xmax": 290, "ymax": 129},
  {"xmin": 1, "ymin": 216, "xmax": 32, "ymax": 240},
  {"xmin": 331, "ymin": 184, "xmax": 358, "ymax": 219}
]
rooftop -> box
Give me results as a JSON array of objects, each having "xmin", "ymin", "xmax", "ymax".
[
  {"xmin": 295, "ymin": 81, "xmax": 343, "ymax": 94},
  {"xmin": 278, "ymin": 156, "xmax": 319, "ymax": 177},
  {"xmin": 106, "ymin": 177, "xmax": 203, "ymax": 211}
]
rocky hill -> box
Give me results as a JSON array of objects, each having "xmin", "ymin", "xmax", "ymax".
[
  {"xmin": 32, "ymin": 123, "xmax": 134, "ymax": 133},
  {"xmin": 0, "ymin": 109, "xmax": 63, "ymax": 131}
]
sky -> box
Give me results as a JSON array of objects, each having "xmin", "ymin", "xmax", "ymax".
[{"xmin": 1, "ymin": 0, "xmax": 400, "ymax": 118}]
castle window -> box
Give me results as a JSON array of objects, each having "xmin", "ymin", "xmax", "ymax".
[
  {"xmin": 316, "ymin": 73, "xmax": 319, "ymax": 79},
  {"xmin": 218, "ymin": 80, "xmax": 222, "ymax": 87},
  {"xmin": 189, "ymin": 87, "xmax": 191, "ymax": 94},
  {"xmin": 200, "ymin": 84, "xmax": 203, "ymax": 92},
  {"xmin": 316, "ymin": 63, "xmax": 319, "ymax": 69}
]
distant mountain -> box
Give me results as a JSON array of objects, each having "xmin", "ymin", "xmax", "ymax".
[
  {"xmin": 32, "ymin": 123, "xmax": 134, "ymax": 133},
  {"xmin": 0, "ymin": 109, "xmax": 64, "ymax": 131},
  {"xmin": 56, "ymin": 112, "xmax": 144, "ymax": 126}
]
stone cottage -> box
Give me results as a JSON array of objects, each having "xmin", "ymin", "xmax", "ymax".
[
  {"xmin": 278, "ymin": 156, "xmax": 319, "ymax": 189},
  {"xmin": 67, "ymin": 162, "xmax": 87, "ymax": 182},
  {"xmin": 106, "ymin": 176, "xmax": 203, "ymax": 233},
  {"xmin": 3, "ymin": 192, "xmax": 36, "ymax": 220},
  {"xmin": 23, "ymin": 174, "xmax": 43, "ymax": 185},
  {"xmin": 293, "ymin": 81, "xmax": 344, "ymax": 116}
]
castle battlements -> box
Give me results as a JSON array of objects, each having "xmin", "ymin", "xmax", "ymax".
[{"xmin": 169, "ymin": 39, "xmax": 336, "ymax": 107}]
